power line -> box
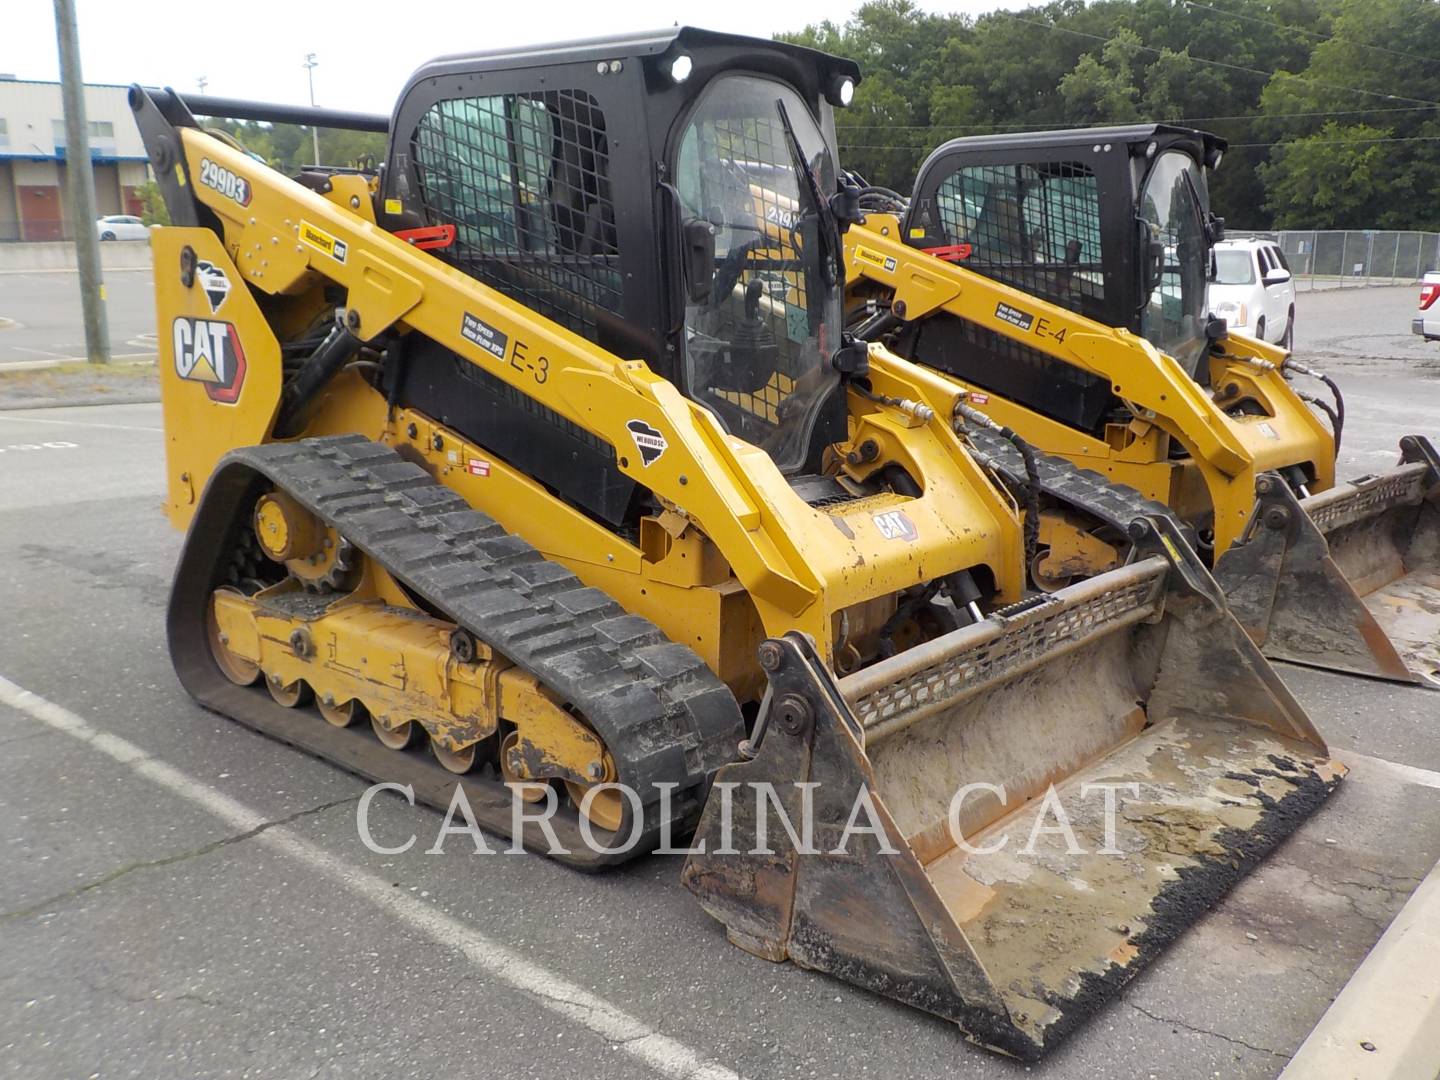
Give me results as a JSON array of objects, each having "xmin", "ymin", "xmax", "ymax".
[
  {"xmin": 837, "ymin": 104, "xmax": 1440, "ymax": 134},
  {"xmin": 839, "ymin": 134, "xmax": 1440, "ymax": 153},
  {"xmin": 1181, "ymin": 0, "xmax": 1440, "ymax": 70},
  {"xmin": 1233, "ymin": 134, "xmax": 1440, "ymax": 149},
  {"xmin": 996, "ymin": 12, "xmax": 1440, "ymax": 108}
]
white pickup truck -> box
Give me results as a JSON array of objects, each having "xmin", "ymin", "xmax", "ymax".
[{"xmin": 1414, "ymin": 270, "xmax": 1440, "ymax": 341}]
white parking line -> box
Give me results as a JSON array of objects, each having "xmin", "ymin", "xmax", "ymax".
[
  {"xmin": 9, "ymin": 345, "xmax": 69, "ymax": 358},
  {"xmin": 0, "ymin": 675, "xmax": 743, "ymax": 1080},
  {"xmin": 0, "ymin": 414, "xmax": 163, "ymax": 434}
]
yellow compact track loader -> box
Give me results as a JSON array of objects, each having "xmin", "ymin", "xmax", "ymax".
[
  {"xmin": 134, "ymin": 33, "xmax": 1341, "ymax": 1059},
  {"xmin": 845, "ymin": 125, "xmax": 1440, "ymax": 688}
]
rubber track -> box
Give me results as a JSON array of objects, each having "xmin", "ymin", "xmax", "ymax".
[
  {"xmin": 961, "ymin": 425, "xmax": 1196, "ymax": 543},
  {"xmin": 175, "ymin": 435, "xmax": 745, "ymax": 862}
]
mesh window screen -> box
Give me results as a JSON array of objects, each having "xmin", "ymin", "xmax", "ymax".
[
  {"xmin": 413, "ymin": 90, "xmax": 621, "ymax": 342},
  {"xmin": 930, "ymin": 161, "xmax": 1104, "ymax": 314}
]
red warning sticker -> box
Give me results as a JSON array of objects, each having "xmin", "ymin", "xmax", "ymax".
[{"xmin": 467, "ymin": 458, "xmax": 491, "ymax": 477}]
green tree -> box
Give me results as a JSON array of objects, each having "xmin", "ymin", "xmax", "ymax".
[
  {"xmin": 1258, "ymin": 122, "xmax": 1396, "ymax": 228},
  {"xmin": 780, "ymin": 0, "xmax": 1353, "ymax": 227},
  {"xmin": 135, "ymin": 180, "xmax": 169, "ymax": 226},
  {"xmin": 1257, "ymin": 0, "xmax": 1440, "ymax": 228},
  {"xmin": 781, "ymin": 0, "xmax": 971, "ymax": 187},
  {"xmin": 926, "ymin": 82, "xmax": 986, "ymax": 134},
  {"xmin": 1059, "ymin": 30, "xmax": 1142, "ymax": 122},
  {"xmin": 199, "ymin": 118, "xmax": 385, "ymax": 175},
  {"xmin": 1139, "ymin": 48, "xmax": 1232, "ymax": 122}
]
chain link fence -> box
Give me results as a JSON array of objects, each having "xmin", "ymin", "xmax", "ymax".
[{"xmin": 1248, "ymin": 230, "xmax": 1440, "ymax": 290}]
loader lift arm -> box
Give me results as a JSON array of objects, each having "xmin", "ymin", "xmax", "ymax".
[
  {"xmin": 132, "ymin": 84, "xmax": 826, "ymax": 616},
  {"xmin": 845, "ymin": 215, "xmax": 1337, "ymax": 551}
]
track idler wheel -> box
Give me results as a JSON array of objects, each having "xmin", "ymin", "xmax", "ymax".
[
  {"xmin": 1030, "ymin": 549, "xmax": 1075, "ymax": 593},
  {"xmin": 565, "ymin": 781, "xmax": 626, "ymax": 832},
  {"xmin": 207, "ymin": 587, "xmax": 260, "ymax": 686}
]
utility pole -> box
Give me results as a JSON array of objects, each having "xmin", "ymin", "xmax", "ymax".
[
  {"xmin": 303, "ymin": 54, "xmax": 321, "ymax": 166},
  {"xmin": 197, "ymin": 75, "xmax": 208, "ymax": 94},
  {"xmin": 52, "ymin": 0, "xmax": 110, "ymax": 364}
]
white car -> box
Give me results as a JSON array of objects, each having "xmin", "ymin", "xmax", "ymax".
[
  {"xmin": 1209, "ymin": 237, "xmax": 1295, "ymax": 348},
  {"xmin": 95, "ymin": 215, "xmax": 150, "ymax": 241},
  {"xmin": 1413, "ymin": 271, "xmax": 1440, "ymax": 341}
]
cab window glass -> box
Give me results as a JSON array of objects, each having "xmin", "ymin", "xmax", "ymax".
[
  {"xmin": 671, "ymin": 75, "xmax": 842, "ymax": 473},
  {"xmin": 1138, "ymin": 150, "xmax": 1208, "ymax": 375}
]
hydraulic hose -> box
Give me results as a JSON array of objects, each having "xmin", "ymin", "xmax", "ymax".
[
  {"xmin": 273, "ymin": 310, "xmax": 364, "ymax": 437},
  {"xmin": 855, "ymin": 185, "xmax": 908, "ymax": 213},
  {"xmin": 1286, "ymin": 360, "xmax": 1345, "ymax": 453},
  {"xmin": 853, "ymin": 381, "xmax": 935, "ymax": 423},
  {"xmin": 849, "ymin": 309, "xmax": 901, "ymax": 341},
  {"xmin": 1298, "ymin": 392, "xmax": 1339, "ymax": 438},
  {"xmin": 954, "ymin": 399, "xmax": 1041, "ymax": 567}
]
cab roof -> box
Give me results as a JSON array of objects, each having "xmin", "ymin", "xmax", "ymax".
[
  {"xmin": 928, "ymin": 123, "xmax": 1227, "ymax": 166},
  {"xmin": 411, "ymin": 26, "xmax": 860, "ymax": 86}
]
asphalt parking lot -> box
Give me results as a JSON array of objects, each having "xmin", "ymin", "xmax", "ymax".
[
  {"xmin": 0, "ymin": 267, "xmax": 156, "ymax": 365},
  {"xmin": 1291, "ymin": 284, "xmax": 1440, "ymax": 477},
  {"xmin": 0, "ymin": 286, "xmax": 1437, "ymax": 1079}
]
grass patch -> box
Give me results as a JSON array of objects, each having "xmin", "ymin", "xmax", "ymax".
[{"xmin": 0, "ymin": 357, "xmax": 159, "ymax": 407}]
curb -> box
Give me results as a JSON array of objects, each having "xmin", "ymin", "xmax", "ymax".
[
  {"xmin": 0, "ymin": 391, "xmax": 162, "ymax": 411},
  {"xmin": 0, "ymin": 265, "xmax": 154, "ymax": 276},
  {"xmin": 1279, "ymin": 856, "xmax": 1440, "ymax": 1078}
]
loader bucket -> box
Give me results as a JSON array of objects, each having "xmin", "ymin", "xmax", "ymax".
[
  {"xmin": 1219, "ymin": 435, "xmax": 1440, "ymax": 688},
  {"xmin": 681, "ymin": 520, "xmax": 1342, "ymax": 1060}
]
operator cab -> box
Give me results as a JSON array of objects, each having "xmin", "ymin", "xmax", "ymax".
[
  {"xmin": 378, "ymin": 28, "xmax": 861, "ymax": 520},
  {"xmin": 897, "ymin": 125, "xmax": 1225, "ymax": 433}
]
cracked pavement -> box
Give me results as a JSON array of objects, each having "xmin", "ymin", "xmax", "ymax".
[
  {"xmin": 1127, "ymin": 1003, "xmax": 1290, "ymax": 1062},
  {"xmin": 0, "ymin": 794, "xmax": 361, "ymax": 924},
  {"xmin": 2, "ymin": 282, "xmax": 1440, "ymax": 1080}
]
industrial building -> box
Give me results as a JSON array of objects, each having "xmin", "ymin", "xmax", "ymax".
[{"xmin": 0, "ymin": 76, "xmax": 149, "ymax": 241}]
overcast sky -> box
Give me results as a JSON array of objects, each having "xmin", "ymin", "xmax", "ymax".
[{"xmin": 5, "ymin": 0, "xmax": 1022, "ymax": 115}]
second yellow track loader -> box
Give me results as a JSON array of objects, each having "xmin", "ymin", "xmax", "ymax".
[
  {"xmin": 845, "ymin": 125, "xmax": 1440, "ymax": 688},
  {"xmin": 133, "ymin": 35, "xmax": 1340, "ymax": 1060}
]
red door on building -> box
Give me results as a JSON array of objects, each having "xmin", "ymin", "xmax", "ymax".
[
  {"xmin": 122, "ymin": 185, "xmax": 143, "ymax": 216},
  {"xmin": 18, "ymin": 185, "xmax": 65, "ymax": 241}
]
